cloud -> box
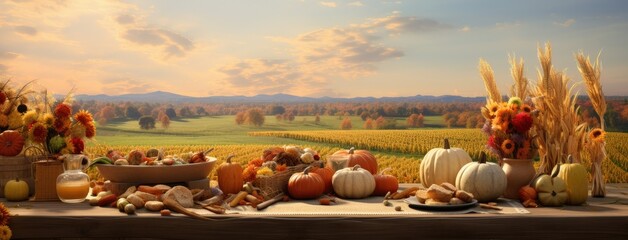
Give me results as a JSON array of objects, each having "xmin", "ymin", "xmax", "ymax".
[
  {"xmin": 218, "ymin": 59, "xmax": 305, "ymax": 95},
  {"xmin": 97, "ymin": 76, "xmax": 153, "ymax": 94},
  {"xmin": 14, "ymin": 25, "xmax": 38, "ymax": 36},
  {"xmin": 114, "ymin": 14, "xmax": 195, "ymax": 60},
  {"xmin": 357, "ymin": 12, "xmax": 452, "ymax": 34},
  {"xmin": 348, "ymin": 1, "xmax": 363, "ymax": 7},
  {"xmin": 0, "ymin": 52, "xmax": 20, "ymax": 60},
  {"xmin": 320, "ymin": 1, "xmax": 337, "ymax": 8},
  {"xmin": 554, "ymin": 18, "xmax": 576, "ymax": 27},
  {"xmin": 460, "ymin": 26, "xmax": 470, "ymax": 32}
]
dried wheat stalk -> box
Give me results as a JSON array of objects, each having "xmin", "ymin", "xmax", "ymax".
[
  {"xmin": 576, "ymin": 51, "xmax": 607, "ymax": 197},
  {"xmin": 509, "ymin": 54, "xmax": 529, "ymax": 100},
  {"xmin": 532, "ymin": 42, "xmax": 587, "ymax": 174},
  {"xmin": 479, "ymin": 59, "xmax": 502, "ymax": 104}
]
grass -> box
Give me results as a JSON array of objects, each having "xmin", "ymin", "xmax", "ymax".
[{"xmin": 92, "ymin": 115, "xmax": 445, "ymax": 146}]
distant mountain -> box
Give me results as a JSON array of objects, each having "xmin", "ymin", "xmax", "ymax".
[{"xmin": 70, "ymin": 91, "xmax": 489, "ymax": 103}]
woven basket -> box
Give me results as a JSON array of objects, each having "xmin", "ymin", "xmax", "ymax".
[
  {"xmin": 0, "ymin": 155, "xmax": 35, "ymax": 198},
  {"xmin": 32, "ymin": 159, "xmax": 64, "ymax": 201},
  {"xmin": 253, "ymin": 164, "xmax": 308, "ymax": 199}
]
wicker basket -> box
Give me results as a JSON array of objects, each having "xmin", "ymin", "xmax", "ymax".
[
  {"xmin": 253, "ymin": 164, "xmax": 308, "ymax": 199},
  {"xmin": 32, "ymin": 159, "xmax": 64, "ymax": 201},
  {"xmin": 0, "ymin": 155, "xmax": 35, "ymax": 198}
]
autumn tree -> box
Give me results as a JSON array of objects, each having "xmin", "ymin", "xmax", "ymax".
[
  {"xmin": 97, "ymin": 106, "xmax": 116, "ymax": 125},
  {"xmin": 406, "ymin": 113, "xmax": 424, "ymax": 128},
  {"xmin": 245, "ymin": 108, "xmax": 265, "ymax": 126},
  {"xmin": 314, "ymin": 114, "xmax": 321, "ymax": 124},
  {"xmin": 159, "ymin": 113, "xmax": 171, "ymax": 128},
  {"xmin": 364, "ymin": 118, "xmax": 373, "ymax": 129},
  {"xmin": 375, "ymin": 116, "xmax": 386, "ymax": 129},
  {"xmin": 235, "ymin": 112, "xmax": 246, "ymax": 125},
  {"xmin": 138, "ymin": 115, "xmax": 156, "ymax": 130},
  {"xmin": 340, "ymin": 116, "xmax": 352, "ymax": 130},
  {"xmin": 125, "ymin": 106, "xmax": 141, "ymax": 120}
]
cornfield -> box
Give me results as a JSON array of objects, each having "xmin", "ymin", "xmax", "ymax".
[{"xmin": 249, "ymin": 129, "xmax": 628, "ymax": 183}]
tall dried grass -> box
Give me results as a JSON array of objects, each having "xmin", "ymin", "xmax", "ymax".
[
  {"xmin": 509, "ymin": 54, "xmax": 529, "ymax": 100},
  {"xmin": 479, "ymin": 59, "xmax": 502, "ymax": 104},
  {"xmin": 532, "ymin": 42, "xmax": 588, "ymax": 174}
]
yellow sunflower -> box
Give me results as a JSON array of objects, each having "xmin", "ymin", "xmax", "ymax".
[
  {"xmin": 40, "ymin": 113, "xmax": 55, "ymax": 126},
  {"xmin": 22, "ymin": 110, "xmax": 39, "ymax": 125},
  {"xmin": 589, "ymin": 128, "xmax": 606, "ymax": 143},
  {"xmin": 521, "ymin": 104, "xmax": 532, "ymax": 113},
  {"xmin": 487, "ymin": 102, "xmax": 500, "ymax": 114},
  {"xmin": 0, "ymin": 225, "xmax": 11, "ymax": 240},
  {"xmin": 501, "ymin": 139, "xmax": 515, "ymax": 155}
]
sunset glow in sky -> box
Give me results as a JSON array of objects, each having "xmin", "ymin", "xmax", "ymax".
[{"xmin": 1, "ymin": 0, "xmax": 627, "ymax": 97}]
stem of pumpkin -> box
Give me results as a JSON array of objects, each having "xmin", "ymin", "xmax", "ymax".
[
  {"xmin": 550, "ymin": 163, "xmax": 561, "ymax": 184},
  {"xmin": 479, "ymin": 152, "xmax": 487, "ymax": 164},
  {"xmin": 443, "ymin": 138, "xmax": 450, "ymax": 149},
  {"xmin": 225, "ymin": 154, "xmax": 235, "ymax": 164},
  {"xmin": 567, "ymin": 155, "xmax": 573, "ymax": 164},
  {"xmin": 303, "ymin": 166, "xmax": 312, "ymax": 175},
  {"xmin": 379, "ymin": 167, "xmax": 391, "ymax": 175},
  {"xmin": 352, "ymin": 164, "xmax": 361, "ymax": 171},
  {"xmin": 348, "ymin": 147, "xmax": 355, "ymax": 154}
]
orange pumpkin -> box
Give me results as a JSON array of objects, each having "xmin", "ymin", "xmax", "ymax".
[
  {"xmin": 0, "ymin": 130, "xmax": 25, "ymax": 156},
  {"xmin": 217, "ymin": 155, "xmax": 244, "ymax": 194},
  {"xmin": 372, "ymin": 168, "xmax": 399, "ymax": 196},
  {"xmin": 519, "ymin": 185, "xmax": 537, "ymax": 203},
  {"xmin": 312, "ymin": 162, "xmax": 334, "ymax": 193},
  {"xmin": 332, "ymin": 147, "xmax": 378, "ymax": 174},
  {"xmin": 288, "ymin": 166, "xmax": 325, "ymax": 199}
]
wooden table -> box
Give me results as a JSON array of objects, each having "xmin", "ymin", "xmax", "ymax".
[{"xmin": 4, "ymin": 184, "xmax": 628, "ymax": 239}]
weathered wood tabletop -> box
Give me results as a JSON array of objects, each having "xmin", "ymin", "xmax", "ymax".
[{"xmin": 3, "ymin": 184, "xmax": 627, "ymax": 239}]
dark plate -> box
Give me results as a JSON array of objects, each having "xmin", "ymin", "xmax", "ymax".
[{"xmin": 404, "ymin": 197, "xmax": 478, "ymax": 211}]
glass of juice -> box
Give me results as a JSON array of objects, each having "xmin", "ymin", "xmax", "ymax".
[{"xmin": 56, "ymin": 154, "xmax": 90, "ymax": 203}]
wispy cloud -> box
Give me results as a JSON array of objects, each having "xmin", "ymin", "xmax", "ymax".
[
  {"xmin": 460, "ymin": 26, "xmax": 471, "ymax": 32},
  {"xmin": 14, "ymin": 25, "xmax": 38, "ymax": 36},
  {"xmin": 357, "ymin": 12, "xmax": 452, "ymax": 34},
  {"xmin": 348, "ymin": 1, "xmax": 363, "ymax": 7},
  {"xmin": 0, "ymin": 52, "xmax": 20, "ymax": 60},
  {"xmin": 495, "ymin": 21, "xmax": 522, "ymax": 30},
  {"xmin": 554, "ymin": 18, "xmax": 576, "ymax": 27},
  {"xmin": 320, "ymin": 1, "xmax": 337, "ymax": 8}
]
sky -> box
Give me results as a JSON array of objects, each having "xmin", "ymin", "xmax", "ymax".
[{"xmin": 0, "ymin": 0, "xmax": 627, "ymax": 98}]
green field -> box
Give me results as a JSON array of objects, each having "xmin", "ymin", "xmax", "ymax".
[{"xmin": 93, "ymin": 115, "xmax": 444, "ymax": 147}]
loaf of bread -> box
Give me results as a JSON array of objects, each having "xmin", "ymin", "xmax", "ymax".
[
  {"xmin": 427, "ymin": 184, "xmax": 453, "ymax": 202},
  {"xmin": 455, "ymin": 190, "xmax": 475, "ymax": 203},
  {"xmin": 416, "ymin": 189, "xmax": 429, "ymax": 204},
  {"xmin": 440, "ymin": 182, "xmax": 458, "ymax": 193}
]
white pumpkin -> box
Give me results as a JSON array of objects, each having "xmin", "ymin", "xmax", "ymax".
[
  {"xmin": 332, "ymin": 165, "xmax": 375, "ymax": 199},
  {"xmin": 420, "ymin": 138, "xmax": 472, "ymax": 188},
  {"xmin": 455, "ymin": 152, "xmax": 507, "ymax": 203}
]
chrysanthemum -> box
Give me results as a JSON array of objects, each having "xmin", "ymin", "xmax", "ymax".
[
  {"xmin": 85, "ymin": 122, "xmax": 96, "ymax": 139},
  {"xmin": 54, "ymin": 103, "xmax": 72, "ymax": 118},
  {"xmin": 512, "ymin": 112, "xmax": 533, "ymax": 133},
  {"xmin": 71, "ymin": 137, "xmax": 84, "ymax": 154},
  {"xmin": 73, "ymin": 110, "xmax": 93, "ymax": 126},
  {"xmin": 41, "ymin": 113, "xmax": 55, "ymax": 126},
  {"xmin": 589, "ymin": 128, "xmax": 606, "ymax": 143},
  {"xmin": 501, "ymin": 139, "xmax": 515, "ymax": 155},
  {"xmin": 508, "ymin": 97, "xmax": 523, "ymax": 106},
  {"xmin": 0, "ymin": 225, "xmax": 12, "ymax": 240},
  {"xmin": 0, "ymin": 114, "xmax": 8, "ymax": 128},
  {"xmin": 22, "ymin": 110, "xmax": 39, "ymax": 125},
  {"xmin": 54, "ymin": 117, "xmax": 71, "ymax": 134},
  {"xmin": 29, "ymin": 122, "xmax": 48, "ymax": 143},
  {"xmin": 0, "ymin": 202, "xmax": 9, "ymax": 225},
  {"xmin": 495, "ymin": 108, "xmax": 513, "ymax": 122}
]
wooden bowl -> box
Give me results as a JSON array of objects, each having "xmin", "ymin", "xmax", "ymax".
[{"xmin": 96, "ymin": 157, "xmax": 217, "ymax": 183}]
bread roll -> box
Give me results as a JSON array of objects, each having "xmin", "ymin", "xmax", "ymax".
[{"xmin": 427, "ymin": 184, "xmax": 453, "ymax": 202}]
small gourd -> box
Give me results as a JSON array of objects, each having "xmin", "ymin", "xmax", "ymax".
[
  {"xmin": 217, "ymin": 155, "xmax": 244, "ymax": 195},
  {"xmin": 553, "ymin": 155, "xmax": 588, "ymax": 205},
  {"xmin": 534, "ymin": 164, "xmax": 568, "ymax": 207},
  {"xmin": 421, "ymin": 138, "xmax": 472, "ymax": 188},
  {"xmin": 372, "ymin": 168, "xmax": 399, "ymax": 196},
  {"xmin": 332, "ymin": 165, "xmax": 375, "ymax": 199}
]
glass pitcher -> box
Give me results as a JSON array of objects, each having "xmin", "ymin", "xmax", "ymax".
[{"xmin": 56, "ymin": 154, "xmax": 90, "ymax": 203}]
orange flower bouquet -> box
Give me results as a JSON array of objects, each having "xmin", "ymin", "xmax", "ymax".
[{"xmin": 481, "ymin": 97, "xmax": 538, "ymax": 163}]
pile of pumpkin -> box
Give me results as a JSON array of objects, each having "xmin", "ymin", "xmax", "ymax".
[
  {"xmin": 419, "ymin": 139, "xmax": 589, "ymax": 207},
  {"xmin": 216, "ymin": 146, "xmax": 402, "ymax": 206}
]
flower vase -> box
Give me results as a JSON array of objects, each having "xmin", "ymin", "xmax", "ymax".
[{"xmin": 502, "ymin": 158, "xmax": 536, "ymax": 200}]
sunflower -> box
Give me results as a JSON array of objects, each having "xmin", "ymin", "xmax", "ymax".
[
  {"xmin": 487, "ymin": 102, "xmax": 500, "ymax": 114},
  {"xmin": 501, "ymin": 139, "xmax": 515, "ymax": 155},
  {"xmin": 0, "ymin": 202, "xmax": 9, "ymax": 225},
  {"xmin": 0, "ymin": 225, "xmax": 11, "ymax": 240},
  {"xmin": 73, "ymin": 110, "xmax": 94, "ymax": 126},
  {"xmin": 495, "ymin": 108, "xmax": 513, "ymax": 122},
  {"xmin": 41, "ymin": 113, "xmax": 55, "ymax": 126},
  {"xmin": 508, "ymin": 103, "xmax": 520, "ymax": 112},
  {"xmin": 589, "ymin": 128, "xmax": 606, "ymax": 143},
  {"xmin": 54, "ymin": 103, "xmax": 72, "ymax": 118},
  {"xmin": 22, "ymin": 110, "xmax": 39, "ymax": 125},
  {"xmin": 29, "ymin": 122, "xmax": 48, "ymax": 143},
  {"xmin": 521, "ymin": 104, "xmax": 532, "ymax": 113}
]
